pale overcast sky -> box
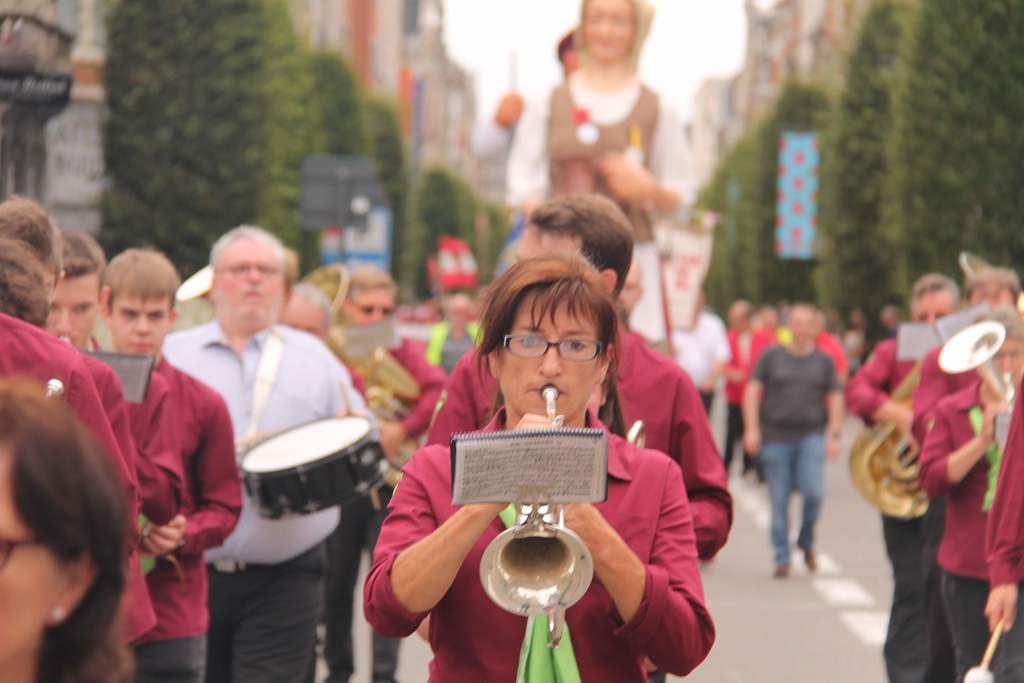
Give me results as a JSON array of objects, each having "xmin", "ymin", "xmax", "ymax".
[{"xmin": 442, "ymin": 0, "xmax": 750, "ymax": 123}]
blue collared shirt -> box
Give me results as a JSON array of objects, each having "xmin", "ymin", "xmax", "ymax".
[{"xmin": 164, "ymin": 321, "xmax": 366, "ymax": 564}]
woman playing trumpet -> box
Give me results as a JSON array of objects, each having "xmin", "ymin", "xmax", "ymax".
[{"xmin": 364, "ymin": 255, "xmax": 714, "ymax": 681}]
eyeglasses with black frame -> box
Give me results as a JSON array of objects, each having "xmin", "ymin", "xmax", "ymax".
[
  {"xmin": 0, "ymin": 537, "xmax": 43, "ymax": 571},
  {"xmin": 503, "ymin": 333, "xmax": 604, "ymax": 362}
]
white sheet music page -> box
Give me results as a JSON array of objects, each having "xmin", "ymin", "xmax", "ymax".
[{"xmin": 450, "ymin": 428, "xmax": 608, "ymax": 505}]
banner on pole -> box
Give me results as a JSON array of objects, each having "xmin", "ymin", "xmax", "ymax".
[
  {"xmin": 775, "ymin": 131, "xmax": 819, "ymax": 260},
  {"xmin": 662, "ymin": 211, "xmax": 718, "ymax": 331}
]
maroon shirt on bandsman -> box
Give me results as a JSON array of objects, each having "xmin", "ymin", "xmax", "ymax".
[
  {"xmin": 128, "ymin": 371, "xmax": 185, "ymax": 525},
  {"xmin": 366, "ymin": 409, "xmax": 715, "ymax": 682},
  {"xmin": 911, "ymin": 346, "xmax": 975, "ymax": 447},
  {"xmin": 986, "ymin": 381, "xmax": 1024, "ymax": 587},
  {"xmin": 0, "ymin": 312, "xmax": 155, "ymax": 642},
  {"xmin": 845, "ymin": 338, "xmax": 916, "ymax": 422},
  {"xmin": 426, "ymin": 330, "xmax": 733, "ymax": 560},
  {"xmin": 135, "ymin": 359, "xmax": 242, "ymax": 644},
  {"xmin": 390, "ymin": 338, "xmax": 446, "ymax": 439},
  {"xmin": 919, "ymin": 381, "xmax": 999, "ymax": 580}
]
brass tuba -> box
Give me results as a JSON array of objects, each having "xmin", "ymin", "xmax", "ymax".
[
  {"xmin": 940, "ymin": 321, "xmax": 1014, "ymax": 405},
  {"xmin": 479, "ymin": 386, "xmax": 594, "ymax": 648},
  {"xmin": 848, "ymin": 363, "xmax": 929, "ymax": 519},
  {"xmin": 302, "ymin": 264, "xmax": 422, "ymax": 473}
]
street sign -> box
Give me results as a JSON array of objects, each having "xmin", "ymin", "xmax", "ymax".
[
  {"xmin": 343, "ymin": 206, "xmax": 392, "ymax": 271},
  {"xmin": 300, "ymin": 155, "xmax": 387, "ymax": 232}
]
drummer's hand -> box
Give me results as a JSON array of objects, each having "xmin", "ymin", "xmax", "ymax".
[
  {"xmin": 513, "ymin": 413, "xmax": 555, "ymax": 431},
  {"xmin": 379, "ymin": 421, "xmax": 408, "ymax": 460},
  {"xmin": 142, "ymin": 514, "xmax": 186, "ymax": 556},
  {"xmin": 336, "ymin": 406, "xmax": 369, "ymax": 419},
  {"xmin": 985, "ymin": 583, "xmax": 1018, "ymax": 632}
]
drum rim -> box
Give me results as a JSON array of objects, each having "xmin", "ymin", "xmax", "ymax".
[{"xmin": 240, "ymin": 415, "xmax": 376, "ymax": 476}]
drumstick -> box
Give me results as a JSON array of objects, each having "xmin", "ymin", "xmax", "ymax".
[{"xmin": 981, "ymin": 619, "xmax": 1006, "ymax": 670}]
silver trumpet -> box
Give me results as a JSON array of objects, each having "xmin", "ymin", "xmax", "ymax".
[{"xmin": 479, "ymin": 385, "xmax": 594, "ymax": 648}]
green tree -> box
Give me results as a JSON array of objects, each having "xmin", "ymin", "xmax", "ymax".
[
  {"xmin": 405, "ymin": 166, "xmax": 482, "ymax": 296},
  {"xmin": 364, "ymin": 96, "xmax": 410, "ymax": 287},
  {"xmin": 887, "ymin": 0, "xmax": 1024, "ymax": 277},
  {"xmin": 103, "ymin": 0, "xmax": 268, "ymax": 273},
  {"xmin": 253, "ymin": 0, "xmax": 319, "ymax": 251},
  {"xmin": 818, "ymin": 0, "xmax": 913, "ymax": 337},
  {"xmin": 701, "ymin": 82, "xmax": 830, "ymax": 308},
  {"xmin": 103, "ymin": 0, "xmax": 323, "ymax": 274},
  {"xmin": 309, "ymin": 50, "xmax": 367, "ymax": 156}
]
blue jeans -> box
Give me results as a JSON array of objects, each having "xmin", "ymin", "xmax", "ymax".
[{"xmin": 761, "ymin": 433, "xmax": 825, "ymax": 566}]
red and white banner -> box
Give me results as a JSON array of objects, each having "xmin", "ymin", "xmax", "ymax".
[{"xmin": 663, "ymin": 211, "xmax": 718, "ymax": 331}]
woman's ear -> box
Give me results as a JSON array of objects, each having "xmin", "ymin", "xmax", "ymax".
[
  {"xmin": 487, "ymin": 351, "xmax": 501, "ymax": 380},
  {"xmin": 50, "ymin": 556, "xmax": 97, "ymax": 625}
]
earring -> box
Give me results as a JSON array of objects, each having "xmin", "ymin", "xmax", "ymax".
[{"xmin": 49, "ymin": 606, "xmax": 67, "ymax": 624}]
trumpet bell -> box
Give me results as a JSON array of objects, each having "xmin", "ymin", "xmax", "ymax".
[
  {"xmin": 939, "ymin": 321, "xmax": 1005, "ymax": 374},
  {"xmin": 480, "ymin": 519, "xmax": 593, "ymax": 619}
]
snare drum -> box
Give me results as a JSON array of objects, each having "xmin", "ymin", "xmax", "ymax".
[{"xmin": 241, "ymin": 416, "xmax": 385, "ymax": 518}]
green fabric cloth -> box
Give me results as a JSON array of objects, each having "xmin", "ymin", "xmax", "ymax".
[
  {"xmin": 138, "ymin": 514, "xmax": 155, "ymax": 575},
  {"xmin": 968, "ymin": 406, "xmax": 1005, "ymax": 512},
  {"xmin": 426, "ymin": 321, "xmax": 481, "ymax": 366},
  {"xmin": 499, "ymin": 505, "xmax": 582, "ymax": 683}
]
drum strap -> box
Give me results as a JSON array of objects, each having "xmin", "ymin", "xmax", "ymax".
[{"xmin": 247, "ymin": 327, "xmax": 285, "ymax": 439}]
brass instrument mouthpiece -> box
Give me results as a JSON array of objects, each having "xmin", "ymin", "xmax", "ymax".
[
  {"xmin": 45, "ymin": 379, "xmax": 64, "ymax": 398},
  {"xmin": 541, "ymin": 385, "xmax": 563, "ymax": 426}
]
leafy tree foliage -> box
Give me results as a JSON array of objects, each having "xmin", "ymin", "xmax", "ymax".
[
  {"xmin": 700, "ymin": 82, "xmax": 830, "ymax": 310},
  {"xmin": 818, "ymin": 0, "xmax": 913, "ymax": 338},
  {"xmin": 363, "ymin": 96, "xmax": 410, "ymax": 287},
  {"xmin": 103, "ymin": 0, "xmax": 269, "ymax": 274},
  {"xmin": 887, "ymin": 0, "xmax": 1024, "ymax": 277}
]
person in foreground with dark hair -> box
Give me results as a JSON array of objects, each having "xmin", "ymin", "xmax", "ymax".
[
  {"xmin": 0, "ymin": 379, "xmax": 131, "ymax": 683},
  {"xmin": 365, "ymin": 255, "xmax": 714, "ymax": 681}
]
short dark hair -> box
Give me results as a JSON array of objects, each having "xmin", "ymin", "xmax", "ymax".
[
  {"xmin": 0, "ymin": 238, "xmax": 50, "ymax": 326},
  {"xmin": 528, "ymin": 194, "xmax": 634, "ymax": 297},
  {"xmin": 477, "ymin": 254, "xmax": 618, "ymax": 374},
  {"xmin": 0, "ymin": 379, "xmax": 130, "ymax": 683},
  {"xmin": 62, "ymin": 231, "xmax": 107, "ymax": 280},
  {"xmin": 0, "ymin": 196, "xmax": 62, "ymax": 278}
]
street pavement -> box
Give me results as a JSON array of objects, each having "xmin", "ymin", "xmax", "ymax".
[{"xmin": 334, "ymin": 396, "xmax": 894, "ymax": 682}]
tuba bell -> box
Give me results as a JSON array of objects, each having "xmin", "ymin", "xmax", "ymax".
[
  {"xmin": 939, "ymin": 321, "xmax": 1014, "ymax": 404},
  {"xmin": 848, "ymin": 361, "xmax": 929, "ymax": 519},
  {"xmin": 302, "ymin": 264, "xmax": 422, "ymax": 475},
  {"xmin": 479, "ymin": 385, "xmax": 594, "ymax": 648}
]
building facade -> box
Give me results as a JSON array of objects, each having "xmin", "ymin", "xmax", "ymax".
[
  {"xmin": 691, "ymin": 0, "xmax": 876, "ymax": 187},
  {"xmin": 0, "ymin": 1, "xmax": 74, "ymax": 208}
]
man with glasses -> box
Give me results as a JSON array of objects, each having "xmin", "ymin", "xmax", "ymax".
[
  {"xmin": 163, "ymin": 225, "xmax": 359, "ymax": 683},
  {"xmin": 323, "ymin": 264, "xmax": 444, "ymax": 683}
]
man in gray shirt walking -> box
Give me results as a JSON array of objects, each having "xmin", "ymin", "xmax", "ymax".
[{"xmin": 743, "ymin": 303, "xmax": 844, "ymax": 577}]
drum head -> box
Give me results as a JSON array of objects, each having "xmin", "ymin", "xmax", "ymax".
[{"xmin": 242, "ymin": 417, "xmax": 372, "ymax": 474}]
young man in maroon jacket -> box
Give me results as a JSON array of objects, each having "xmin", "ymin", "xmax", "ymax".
[
  {"xmin": 847, "ymin": 273, "xmax": 957, "ymax": 683},
  {"xmin": 919, "ymin": 307, "xmax": 1024, "ymax": 680},
  {"xmin": 102, "ymin": 248, "xmax": 242, "ymax": 683},
  {"xmin": 427, "ymin": 194, "xmax": 732, "ymax": 563}
]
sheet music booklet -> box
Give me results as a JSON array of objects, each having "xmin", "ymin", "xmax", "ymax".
[
  {"xmin": 86, "ymin": 351, "xmax": 155, "ymax": 403},
  {"xmin": 450, "ymin": 428, "xmax": 608, "ymax": 505}
]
